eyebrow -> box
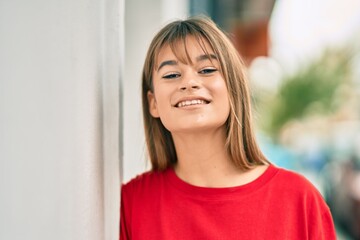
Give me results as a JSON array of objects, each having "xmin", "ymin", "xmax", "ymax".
[
  {"xmin": 157, "ymin": 60, "xmax": 178, "ymax": 72},
  {"xmin": 157, "ymin": 54, "xmax": 218, "ymax": 72},
  {"xmin": 196, "ymin": 54, "xmax": 218, "ymax": 62}
]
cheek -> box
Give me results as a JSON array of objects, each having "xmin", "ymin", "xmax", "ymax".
[
  {"xmin": 211, "ymin": 76, "xmax": 228, "ymax": 90},
  {"xmin": 213, "ymin": 80, "xmax": 231, "ymax": 117},
  {"xmin": 212, "ymin": 79, "xmax": 230, "ymax": 103},
  {"xmin": 152, "ymin": 91, "xmax": 173, "ymax": 122}
]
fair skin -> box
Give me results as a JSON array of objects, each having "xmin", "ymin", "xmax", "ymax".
[{"xmin": 148, "ymin": 36, "xmax": 267, "ymax": 187}]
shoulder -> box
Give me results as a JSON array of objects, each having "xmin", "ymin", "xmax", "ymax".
[
  {"xmin": 271, "ymin": 165, "xmax": 329, "ymax": 209},
  {"xmin": 270, "ymin": 166, "xmax": 336, "ymax": 238},
  {"xmin": 121, "ymin": 169, "xmax": 168, "ymax": 197},
  {"xmin": 273, "ymin": 165, "xmax": 319, "ymax": 191}
]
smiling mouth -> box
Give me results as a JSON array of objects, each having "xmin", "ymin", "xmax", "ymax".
[{"xmin": 176, "ymin": 99, "xmax": 210, "ymax": 108}]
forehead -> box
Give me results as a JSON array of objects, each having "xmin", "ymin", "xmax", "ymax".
[{"xmin": 155, "ymin": 36, "xmax": 215, "ymax": 67}]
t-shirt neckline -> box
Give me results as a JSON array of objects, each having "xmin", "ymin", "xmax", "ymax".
[{"xmin": 165, "ymin": 164, "xmax": 279, "ymax": 200}]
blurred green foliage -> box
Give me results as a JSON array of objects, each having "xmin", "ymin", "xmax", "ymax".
[{"xmin": 261, "ymin": 49, "xmax": 352, "ymax": 137}]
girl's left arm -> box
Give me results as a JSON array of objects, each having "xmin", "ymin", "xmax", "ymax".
[{"xmin": 120, "ymin": 184, "xmax": 130, "ymax": 240}]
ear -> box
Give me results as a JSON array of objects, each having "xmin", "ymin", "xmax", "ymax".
[{"xmin": 147, "ymin": 91, "xmax": 160, "ymax": 118}]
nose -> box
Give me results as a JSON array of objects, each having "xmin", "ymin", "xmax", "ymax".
[{"xmin": 179, "ymin": 72, "xmax": 200, "ymax": 91}]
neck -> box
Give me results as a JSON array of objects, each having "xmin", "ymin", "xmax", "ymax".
[{"xmin": 172, "ymin": 128, "xmax": 245, "ymax": 187}]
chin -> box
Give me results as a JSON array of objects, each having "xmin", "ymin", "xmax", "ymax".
[{"xmin": 169, "ymin": 122, "xmax": 227, "ymax": 134}]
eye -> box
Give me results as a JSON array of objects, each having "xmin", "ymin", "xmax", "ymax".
[
  {"xmin": 162, "ymin": 72, "xmax": 181, "ymax": 79},
  {"xmin": 199, "ymin": 68, "xmax": 217, "ymax": 74}
]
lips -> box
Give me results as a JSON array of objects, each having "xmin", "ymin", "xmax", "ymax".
[{"xmin": 174, "ymin": 97, "xmax": 210, "ymax": 108}]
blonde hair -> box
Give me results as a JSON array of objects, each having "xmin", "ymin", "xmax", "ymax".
[{"xmin": 142, "ymin": 16, "xmax": 269, "ymax": 171}]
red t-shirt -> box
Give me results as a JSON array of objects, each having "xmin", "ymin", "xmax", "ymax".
[{"xmin": 120, "ymin": 165, "xmax": 336, "ymax": 239}]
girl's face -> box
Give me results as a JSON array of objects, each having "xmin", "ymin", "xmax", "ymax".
[{"xmin": 148, "ymin": 36, "xmax": 230, "ymax": 134}]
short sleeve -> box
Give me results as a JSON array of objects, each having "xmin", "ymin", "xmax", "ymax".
[
  {"xmin": 308, "ymin": 194, "xmax": 337, "ymax": 239},
  {"xmin": 315, "ymin": 208, "xmax": 337, "ymax": 240},
  {"xmin": 120, "ymin": 183, "xmax": 131, "ymax": 240}
]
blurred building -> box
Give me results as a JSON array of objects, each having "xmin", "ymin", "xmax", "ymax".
[{"xmin": 190, "ymin": 0, "xmax": 276, "ymax": 64}]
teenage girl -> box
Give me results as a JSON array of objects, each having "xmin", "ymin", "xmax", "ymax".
[{"xmin": 120, "ymin": 16, "xmax": 336, "ymax": 240}]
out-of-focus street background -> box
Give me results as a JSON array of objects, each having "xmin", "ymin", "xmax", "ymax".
[{"xmin": 0, "ymin": 0, "xmax": 359, "ymax": 239}]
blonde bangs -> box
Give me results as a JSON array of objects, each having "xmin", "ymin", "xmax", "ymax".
[{"xmin": 152, "ymin": 30, "xmax": 219, "ymax": 74}]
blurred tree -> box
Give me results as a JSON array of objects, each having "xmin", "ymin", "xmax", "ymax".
[{"xmin": 262, "ymin": 49, "xmax": 352, "ymax": 137}]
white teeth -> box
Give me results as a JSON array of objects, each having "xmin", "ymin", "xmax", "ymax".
[{"xmin": 177, "ymin": 99, "xmax": 207, "ymax": 107}]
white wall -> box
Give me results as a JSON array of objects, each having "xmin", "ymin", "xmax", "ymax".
[
  {"xmin": 123, "ymin": 0, "xmax": 189, "ymax": 182},
  {"xmin": 0, "ymin": 0, "xmax": 121, "ymax": 239}
]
